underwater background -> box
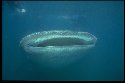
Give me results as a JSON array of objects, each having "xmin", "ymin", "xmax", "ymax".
[{"xmin": 2, "ymin": 1, "xmax": 124, "ymax": 81}]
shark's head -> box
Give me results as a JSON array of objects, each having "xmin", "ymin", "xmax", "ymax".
[{"xmin": 20, "ymin": 30, "xmax": 97, "ymax": 68}]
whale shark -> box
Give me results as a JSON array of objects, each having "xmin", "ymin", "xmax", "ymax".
[{"xmin": 20, "ymin": 30, "xmax": 97, "ymax": 68}]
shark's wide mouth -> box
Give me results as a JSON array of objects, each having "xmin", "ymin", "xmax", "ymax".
[
  {"xmin": 31, "ymin": 37, "xmax": 93, "ymax": 47},
  {"xmin": 20, "ymin": 30, "xmax": 97, "ymax": 48}
]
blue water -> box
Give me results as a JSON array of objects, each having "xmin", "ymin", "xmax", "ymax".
[{"xmin": 2, "ymin": 1, "xmax": 124, "ymax": 81}]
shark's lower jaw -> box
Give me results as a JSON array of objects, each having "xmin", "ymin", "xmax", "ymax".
[{"xmin": 20, "ymin": 30, "xmax": 97, "ymax": 68}]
